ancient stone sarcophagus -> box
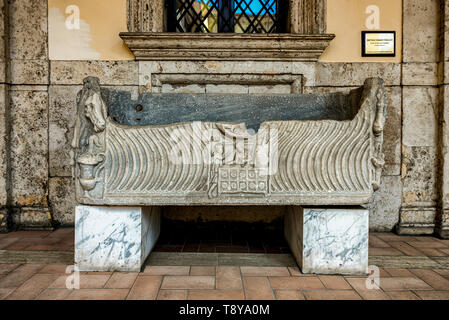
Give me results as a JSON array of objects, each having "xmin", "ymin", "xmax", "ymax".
[{"xmin": 71, "ymin": 77, "xmax": 387, "ymax": 207}]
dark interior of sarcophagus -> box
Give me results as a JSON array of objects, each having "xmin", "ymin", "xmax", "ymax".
[{"xmin": 102, "ymin": 87, "xmax": 363, "ymax": 132}]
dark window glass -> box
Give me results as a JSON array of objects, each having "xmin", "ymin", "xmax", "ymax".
[{"xmin": 167, "ymin": 0, "xmax": 288, "ymax": 33}]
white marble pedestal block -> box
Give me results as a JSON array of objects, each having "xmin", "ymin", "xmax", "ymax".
[
  {"xmin": 75, "ymin": 205, "xmax": 160, "ymax": 272},
  {"xmin": 285, "ymin": 207, "xmax": 369, "ymax": 275}
]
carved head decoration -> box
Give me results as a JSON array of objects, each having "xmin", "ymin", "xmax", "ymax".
[
  {"xmin": 71, "ymin": 77, "xmax": 108, "ymax": 150},
  {"xmin": 82, "ymin": 77, "xmax": 107, "ymax": 133}
]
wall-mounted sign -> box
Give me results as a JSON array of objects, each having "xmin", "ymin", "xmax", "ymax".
[{"xmin": 362, "ymin": 31, "xmax": 396, "ymax": 57}]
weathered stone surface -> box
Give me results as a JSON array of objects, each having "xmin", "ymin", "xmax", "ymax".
[
  {"xmin": 314, "ymin": 63, "xmax": 401, "ymax": 87},
  {"xmin": 303, "ymin": 86, "xmax": 401, "ymax": 176},
  {"xmin": 0, "ymin": 84, "xmax": 8, "ymax": 207},
  {"xmin": 402, "ymin": 146, "xmax": 437, "ymax": 207},
  {"xmin": 75, "ymin": 205, "xmax": 161, "ymax": 272},
  {"xmin": 10, "ymin": 90, "xmax": 48, "ymax": 207},
  {"xmin": 48, "ymin": 85, "xmax": 80, "ymax": 177},
  {"xmin": 49, "ymin": 85, "xmax": 138, "ymax": 177},
  {"xmin": 11, "ymin": 207, "xmax": 53, "ymax": 230},
  {"xmin": 402, "ymin": 63, "xmax": 440, "ymax": 86},
  {"xmin": 121, "ymin": 33, "xmax": 334, "ymax": 62},
  {"xmin": 285, "ymin": 207, "xmax": 369, "ymax": 275},
  {"xmin": 127, "ymin": 0, "xmax": 164, "ymax": 32},
  {"xmin": 0, "ymin": 208, "xmax": 8, "ymax": 232},
  {"xmin": 163, "ymin": 206, "xmax": 285, "ymax": 224},
  {"xmin": 206, "ymin": 84, "xmax": 248, "ymax": 94},
  {"xmin": 50, "ymin": 61, "xmax": 139, "ymax": 86},
  {"xmin": 397, "ymin": 208, "xmax": 437, "ymax": 235},
  {"xmin": 72, "ymin": 77, "xmax": 387, "ymax": 206},
  {"xmin": 49, "ymin": 177, "xmax": 76, "ymax": 226},
  {"xmin": 9, "ymin": 0, "xmax": 47, "ymax": 60},
  {"xmin": 383, "ymin": 87, "xmax": 402, "ymax": 176},
  {"xmin": 10, "ymin": 60, "xmax": 48, "ymax": 85},
  {"xmin": 366, "ymin": 176, "xmax": 402, "ymax": 232},
  {"xmin": 248, "ymin": 85, "xmax": 291, "ymax": 94},
  {"xmin": 403, "ymin": 0, "xmax": 440, "ymax": 62},
  {"xmin": 161, "ymin": 84, "xmax": 205, "ymax": 94},
  {"xmin": 403, "ymin": 87, "xmax": 438, "ymax": 147}
]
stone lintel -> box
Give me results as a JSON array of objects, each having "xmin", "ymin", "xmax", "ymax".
[{"xmin": 120, "ymin": 33, "xmax": 335, "ymax": 62}]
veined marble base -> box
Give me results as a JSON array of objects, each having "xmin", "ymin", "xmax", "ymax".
[
  {"xmin": 285, "ymin": 207, "xmax": 369, "ymax": 275},
  {"xmin": 75, "ymin": 205, "xmax": 160, "ymax": 272}
]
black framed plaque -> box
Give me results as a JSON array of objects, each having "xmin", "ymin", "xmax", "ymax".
[{"xmin": 362, "ymin": 31, "xmax": 396, "ymax": 57}]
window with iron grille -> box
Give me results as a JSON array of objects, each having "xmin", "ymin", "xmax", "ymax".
[{"xmin": 167, "ymin": 0, "xmax": 288, "ymax": 33}]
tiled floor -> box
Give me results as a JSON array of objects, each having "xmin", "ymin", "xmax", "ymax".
[
  {"xmin": 1, "ymin": 228, "xmax": 449, "ymax": 300},
  {"xmin": 0, "ymin": 263, "xmax": 449, "ymax": 300}
]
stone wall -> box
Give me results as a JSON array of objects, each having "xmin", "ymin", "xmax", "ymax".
[{"xmin": 0, "ymin": 0, "xmax": 447, "ymax": 236}]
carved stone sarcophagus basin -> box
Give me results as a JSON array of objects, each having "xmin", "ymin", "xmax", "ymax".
[{"xmin": 71, "ymin": 77, "xmax": 386, "ymax": 207}]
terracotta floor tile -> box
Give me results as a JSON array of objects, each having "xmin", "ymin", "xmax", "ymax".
[
  {"xmin": 36, "ymin": 288, "xmax": 73, "ymax": 300},
  {"xmin": 188, "ymin": 289, "xmax": 244, "ymax": 300},
  {"xmin": 439, "ymin": 248, "xmax": 449, "ymax": 255},
  {"xmin": 369, "ymin": 248, "xmax": 403, "ymax": 256},
  {"xmin": 409, "ymin": 269, "xmax": 449, "ymax": 290},
  {"xmin": 38, "ymin": 264, "xmax": 70, "ymax": 274},
  {"xmin": 433, "ymin": 269, "xmax": 449, "ymax": 276},
  {"xmin": 415, "ymin": 291, "xmax": 449, "ymax": 300},
  {"xmin": 157, "ymin": 289, "xmax": 187, "ymax": 300},
  {"xmin": 104, "ymin": 272, "xmax": 138, "ymax": 289},
  {"xmin": 66, "ymin": 289, "xmax": 129, "ymax": 300},
  {"xmin": 0, "ymin": 288, "xmax": 15, "ymax": 300},
  {"xmin": 383, "ymin": 268, "xmax": 414, "ymax": 277},
  {"xmin": 243, "ymin": 277, "xmax": 274, "ymax": 300},
  {"xmin": 369, "ymin": 235, "xmax": 391, "ymax": 248},
  {"xmin": 216, "ymin": 266, "xmax": 242, "ymax": 289},
  {"xmin": 241, "ymin": 266, "xmax": 290, "ymax": 277},
  {"xmin": 373, "ymin": 233, "xmax": 410, "ymax": 241},
  {"xmin": 304, "ymin": 290, "xmax": 361, "ymax": 300},
  {"xmin": 274, "ymin": 290, "xmax": 305, "ymax": 300},
  {"xmin": 190, "ymin": 266, "xmax": 215, "ymax": 276},
  {"xmin": 386, "ymin": 291, "xmax": 421, "ymax": 300},
  {"xmin": 0, "ymin": 264, "xmax": 44, "ymax": 288},
  {"xmin": 389, "ymin": 241, "xmax": 424, "ymax": 256},
  {"xmin": 8, "ymin": 231, "xmax": 51, "ymax": 238},
  {"xmin": 269, "ymin": 276, "xmax": 323, "ymax": 290},
  {"xmin": 345, "ymin": 277, "xmax": 390, "ymax": 300},
  {"xmin": 0, "ymin": 264, "xmax": 20, "ymax": 275},
  {"xmin": 127, "ymin": 276, "xmax": 162, "ymax": 300},
  {"xmin": 417, "ymin": 248, "xmax": 447, "ymax": 257},
  {"xmin": 0, "ymin": 237, "xmax": 20, "ymax": 250},
  {"xmin": 318, "ymin": 276, "xmax": 352, "ymax": 290},
  {"xmin": 287, "ymin": 267, "xmax": 313, "ymax": 277},
  {"xmin": 50, "ymin": 274, "xmax": 111, "ymax": 289},
  {"xmin": 144, "ymin": 266, "xmax": 190, "ymax": 276},
  {"xmin": 378, "ymin": 277, "xmax": 432, "ymax": 291},
  {"xmin": 6, "ymin": 274, "xmax": 59, "ymax": 300},
  {"xmin": 162, "ymin": 276, "xmax": 215, "ymax": 289},
  {"xmin": 406, "ymin": 241, "xmax": 448, "ymax": 249}
]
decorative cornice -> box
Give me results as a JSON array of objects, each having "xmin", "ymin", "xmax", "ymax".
[{"xmin": 120, "ymin": 32, "xmax": 335, "ymax": 61}]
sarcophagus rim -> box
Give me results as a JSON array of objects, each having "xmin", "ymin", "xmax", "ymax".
[{"xmin": 71, "ymin": 77, "xmax": 387, "ymax": 206}]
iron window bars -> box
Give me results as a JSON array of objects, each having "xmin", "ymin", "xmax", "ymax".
[{"xmin": 167, "ymin": 0, "xmax": 288, "ymax": 33}]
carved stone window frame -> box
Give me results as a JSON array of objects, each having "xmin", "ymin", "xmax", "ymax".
[{"xmin": 121, "ymin": 0, "xmax": 334, "ymax": 61}]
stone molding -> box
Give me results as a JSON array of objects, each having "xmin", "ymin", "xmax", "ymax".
[
  {"xmin": 124, "ymin": 0, "xmax": 333, "ymax": 61},
  {"xmin": 150, "ymin": 73, "xmax": 303, "ymax": 94},
  {"xmin": 120, "ymin": 33, "xmax": 335, "ymax": 61}
]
